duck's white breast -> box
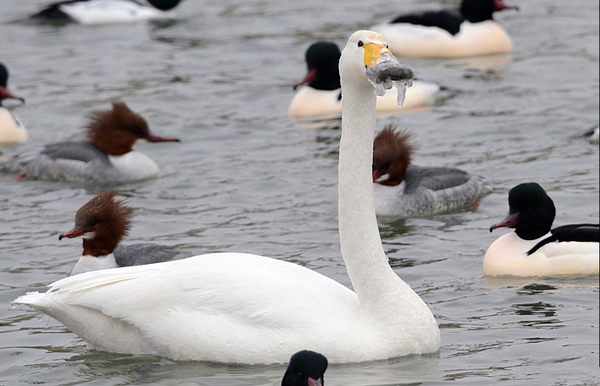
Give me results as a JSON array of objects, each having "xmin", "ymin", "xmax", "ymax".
[
  {"xmin": 484, "ymin": 232, "xmax": 599, "ymax": 277},
  {"xmin": 373, "ymin": 20, "xmax": 513, "ymax": 58},
  {"xmin": 108, "ymin": 151, "xmax": 160, "ymax": 181},
  {"xmin": 0, "ymin": 107, "xmax": 28, "ymax": 144}
]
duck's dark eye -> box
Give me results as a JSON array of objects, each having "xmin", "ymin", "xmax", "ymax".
[
  {"xmin": 90, "ymin": 220, "xmax": 98, "ymax": 226},
  {"xmin": 357, "ymin": 40, "xmax": 363, "ymax": 47},
  {"xmin": 133, "ymin": 128, "xmax": 145, "ymax": 137},
  {"xmin": 386, "ymin": 44, "xmax": 389, "ymax": 49}
]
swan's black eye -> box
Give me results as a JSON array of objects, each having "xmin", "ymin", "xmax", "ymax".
[{"xmin": 357, "ymin": 40, "xmax": 363, "ymax": 47}]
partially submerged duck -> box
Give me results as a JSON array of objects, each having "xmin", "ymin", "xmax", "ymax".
[
  {"xmin": 372, "ymin": 0, "xmax": 518, "ymax": 58},
  {"xmin": 0, "ymin": 101, "xmax": 180, "ymax": 184},
  {"xmin": 288, "ymin": 42, "xmax": 441, "ymax": 121},
  {"xmin": 60, "ymin": 191, "xmax": 191, "ymax": 276},
  {"xmin": 372, "ymin": 125, "xmax": 490, "ymax": 216},
  {"xmin": 30, "ymin": 0, "xmax": 181, "ymax": 24},
  {"xmin": 0, "ymin": 63, "xmax": 27, "ymax": 145},
  {"xmin": 485, "ymin": 183, "xmax": 599, "ymax": 276}
]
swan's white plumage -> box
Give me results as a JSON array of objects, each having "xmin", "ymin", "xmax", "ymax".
[
  {"xmin": 288, "ymin": 81, "xmax": 441, "ymax": 121},
  {"xmin": 372, "ymin": 21, "xmax": 512, "ymax": 58},
  {"xmin": 484, "ymin": 233, "xmax": 599, "ymax": 277},
  {"xmin": 14, "ymin": 30, "xmax": 440, "ymax": 364},
  {"xmin": 0, "ymin": 107, "xmax": 28, "ymax": 144}
]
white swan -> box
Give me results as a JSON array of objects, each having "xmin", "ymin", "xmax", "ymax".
[{"xmin": 14, "ymin": 30, "xmax": 440, "ymax": 364}]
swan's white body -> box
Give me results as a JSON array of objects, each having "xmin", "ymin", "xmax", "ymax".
[
  {"xmin": 14, "ymin": 31, "xmax": 440, "ymax": 364},
  {"xmin": 372, "ymin": 21, "xmax": 512, "ymax": 58},
  {"xmin": 0, "ymin": 107, "xmax": 28, "ymax": 144},
  {"xmin": 288, "ymin": 80, "xmax": 440, "ymax": 121},
  {"xmin": 484, "ymin": 232, "xmax": 599, "ymax": 277},
  {"xmin": 58, "ymin": 0, "xmax": 176, "ymax": 25}
]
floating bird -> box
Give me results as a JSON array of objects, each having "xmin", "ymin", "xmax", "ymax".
[
  {"xmin": 372, "ymin": 0, "xmax": 518, "ymax": 58},
  {"xmin": 14, "ymin": 30, "xmax": 440, "ymax": 364},
  {"xmin": 281, "ymin": 350, "xmax": 328, "ymax": 386},
  {"xmin": 0, "ymin": 63, "xmax": 27, "ymax": 145},
  {"xmin": 30, "ymin": 0, "xmax": 181, "ymax": 24},
  {"xmin": 485, "ymin": 182, "xmax": 599, "ymax": 276},
  {"xmin": 372, "ymin": 125, "xmax": 490, "ymax": 216},
  {"xmin": 59, "ymin": 190, "xmax": 191, "ymax": 275},
  {"xmin": 289, "ymin": 41, "xmax": 440, "ymax": 121},
  {"xmin": 0, "ymin": 101, "xmax": 180, "ymax": 184}
]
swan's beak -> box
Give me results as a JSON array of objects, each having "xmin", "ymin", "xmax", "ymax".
[
  {"xmin": 489, "ymin": 212, "xmax": 519, "ymax": 232},
  {"xmin": 364, "ymin": 42, "xmax": 414, "ymax": 106}
]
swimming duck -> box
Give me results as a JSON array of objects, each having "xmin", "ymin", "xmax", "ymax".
[
  {"xmin": 0, "ymin": 63, "xmax": 27, "ymax": 145},
  {"xmin": 372, "ymin": 125, "xmax": 490, "ymax": 216},
  {"xmin": 281, "ymin": 350, "xmax": 328, "ymax": 386},
  {"xmin": 485, "ymin": 182, "xmax": 599, "ymax": 276},
  {"xmin": 0, "ymin": 101, "xmax": 180, "ymax": 184},
  {"xmin": 14, "ymin": 30, "xmax": 440, "ymax": 364},
  {"xmin": 372, "ymin": 0, "xmax": 518, "ymax": 58},
  {"xmin": 30, "ymin": 0, "xmax": 181, "ymax": 24},
  {"xmin": 288, "ymin": 41, "xmax": 441, "ymax": 121},
  {"xmin": 60, "ymin": 190, "xmax": 191, "ymax": 276}
]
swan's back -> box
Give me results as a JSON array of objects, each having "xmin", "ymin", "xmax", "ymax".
[{"xmin": 17, "ymin": 253, "xmax": 362, "ymax": 363}]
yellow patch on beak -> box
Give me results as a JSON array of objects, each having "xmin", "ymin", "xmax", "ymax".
[{"xmin": 363, "ymin": 43, "xmax": 393, "ymax": 68}]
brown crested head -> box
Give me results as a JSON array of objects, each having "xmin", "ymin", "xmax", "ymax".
[
  {"xmin": 86, "ymin": 101, "xmax": 150, "ymax": 155},
  {"xmin": 85, "ymin": 101, "xmax": 180, "ymax": 156},
  {"xmin": 59, "ymin": 190, "xmax": 133, "ymax": 257},
  {"xmin": 372, "ymin": 124, "xmax": 414, "ymax": 186}
]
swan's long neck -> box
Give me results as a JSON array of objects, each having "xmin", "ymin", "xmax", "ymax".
[{"xmin": 339, "ymin": 76, "xmax": 397, "ymax": 305}]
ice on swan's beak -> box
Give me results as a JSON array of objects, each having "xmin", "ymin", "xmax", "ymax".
[{"xmin": 364, "ymin": 44, "xmax": 415, "ymax": 107}]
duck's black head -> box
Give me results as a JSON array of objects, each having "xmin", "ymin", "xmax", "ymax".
[
  {"xmin": 490, "ymin": 182, "xmax": 556, "ymax": 240},
  {"xmin": 297, "ymin": 42, "xmax": 341, "ymax": 91},
  {"xmin": 460, "ymin": 0, "xmax": 518, "ymax": 23},
  {"xmin": 281, "ymin": 350, "xmax": 328, "ymax": 386}
]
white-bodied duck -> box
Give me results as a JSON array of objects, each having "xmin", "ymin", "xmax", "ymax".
[
  {"xmin": 372, "ymin": 0, "xmax": 518, "ymax": 58},
  {"xmin": 60, "ymin": 190, "xmax": 191, "ymax": 276},
  {"xmin": 288, "ymin": 41, "xmax": 441, "ymax": 121},
  {"xmin": 0, "ymin": 101, "xmax": 180, "ymax": 184},
  {"xmin": 372, "ymin": 125, "xmax": 490, "ymax": 216},
  {"xmin": 30, "ymin": 0, "xmax": 181, "ymax": 24},
  {"xmin": 0, "ymin": 63, "xmax": 27, "ymax": 145},
  {"xmin": 14, "ymin": 31, "xmax": 440, "ymax": 364},
  {"xmin": 485, "ymin": 182, "xmax": 599, "ymax": 276}
]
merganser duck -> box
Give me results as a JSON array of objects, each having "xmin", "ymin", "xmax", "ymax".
[
  {"xmin": 288, "ymin": 42, "xmax": 441, "ymax": 121},
  {"xmin": 59, "ymin": 190, "xmax": 191, "ymax": 276},
  {"xmin": 372, "ymin": 125, "xmax": 490, "ymax": 216},
  {"xmin": 30, "ymin": 0, "xmax": 181, "ymax": 25},
  {"xmin": 371, "ymin": 0, "xmax": 518, "ymax": 58},
  {"xmin": 485, "ymin": 182, "xmax": 599, "ymax": 276},
  {"xmin": 0, "ymin": 63, "xmax": 27, "ymax": 145},
  {"xmin": 282, "ymin": 351, "xmax": 328, "ymax": 386},
  {"xmin": 0, "ymin": 101, "xmax": 179, "ymax": 184},
  {"xmin": 14, "ymin": 31, "xmax": 440, "ymax": 364}
]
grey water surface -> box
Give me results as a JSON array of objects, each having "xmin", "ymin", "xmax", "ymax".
[{"xmin": 0, "ymin": 0, "xmax": 598, "ymax": 385}]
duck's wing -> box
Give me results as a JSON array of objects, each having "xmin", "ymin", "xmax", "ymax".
[
  {"xmin": 41, "ymin": 141, "xmax": 110, "ymax": 164},
  {"xmin": 404, "ymin": 165, "xmax": 472, "ymax": 194},
  {"xmin": 390, "ymin": 10, "xmax": 464, "ymax": 35},
  {"xmin": 114, "ymin": 243, "xmax": 192, "ymax": 267},
  {"xmin": 526, "ymin": 224, "xmax": 600, "ymax": 255}
]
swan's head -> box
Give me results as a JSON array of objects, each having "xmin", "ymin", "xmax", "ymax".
[{"xmin": 340, "ymin": 30, "xmax": 414, "ymax": 106}]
